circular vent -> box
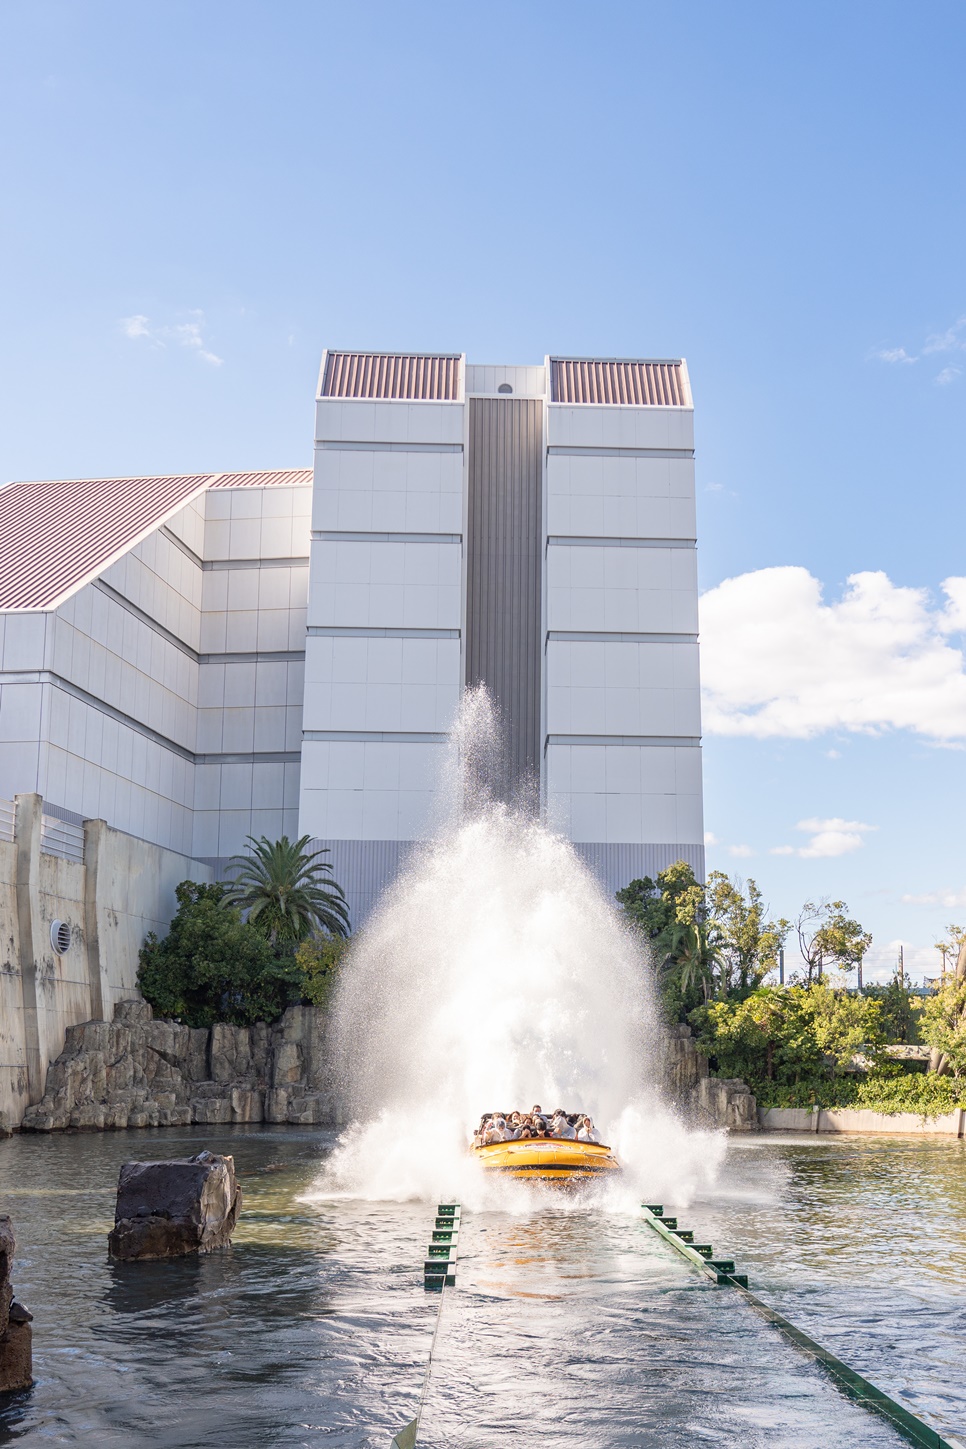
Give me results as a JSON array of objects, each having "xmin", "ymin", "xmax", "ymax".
[
  {"xmin": 497, "ymin": 382, "xmax": 513, "ymax": 394},
  {"xmin": 50, "ymin": 920, "xmax": 71, "ymax": 955}
]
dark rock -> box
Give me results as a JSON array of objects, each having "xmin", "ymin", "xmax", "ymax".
[
  {"xmin": 0, "ymin": 1217, "xmax": 33, "ymax": 1393},
  {"xmin": 107, "ymin": 1150, "xmax": 241, "ymax": 1260},
  {"xmin": 21, "ymin": 1001, "xmax": 334, "ymax": 1133}
]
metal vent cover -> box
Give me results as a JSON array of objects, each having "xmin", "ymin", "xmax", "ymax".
[{"xmin": 50, "ymin": 920, "xmax": 70, "ymax": 955}]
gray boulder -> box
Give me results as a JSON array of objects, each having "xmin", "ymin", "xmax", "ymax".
[
  {"xmin": 0, "ymin": 1217, "xmax": 33, "ymax": 1393},
  {"xmin": 107, "ymin": 1150, "xmax": 241, "ymax": 1260}
]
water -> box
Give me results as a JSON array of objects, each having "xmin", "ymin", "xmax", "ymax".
[
  {"xmin": 325, "ymin": 687, "xmax": 720, "ymax": 1209},
  {"xmin": 2, "ymin": 1124, "xmax": 965, "ymax": 1447}
]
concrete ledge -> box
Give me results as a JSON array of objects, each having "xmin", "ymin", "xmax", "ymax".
[{"xmin": 759, "ymin": 1105, "xmax": 966, "ymax": 1136}]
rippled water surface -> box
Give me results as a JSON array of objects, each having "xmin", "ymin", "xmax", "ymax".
[{"xmin": 0, "ymin": 1126, "xmax": 963, "ymax": 1447}]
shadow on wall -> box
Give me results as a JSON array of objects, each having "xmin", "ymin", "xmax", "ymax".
[{"xmin": 0, "ymin": 794, "xmax": 213, "ymax": 1130}]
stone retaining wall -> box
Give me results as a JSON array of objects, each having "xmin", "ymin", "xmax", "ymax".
[{"xmin": 18, "ymin": 999, "xmax": 335, "ymax": 1132}]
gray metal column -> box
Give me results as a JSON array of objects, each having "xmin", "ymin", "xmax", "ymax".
[{"xmin": 465, "ymin": 397, "xmax": 543, "ymax": 794}]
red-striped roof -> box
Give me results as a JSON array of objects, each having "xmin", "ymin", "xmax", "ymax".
[
  {"xmin": 209, "ymin": 468, "xmax": 311, "ymax": 489},
  {"xmin": 321, "ymin": 351, "xmax": 462, "ymax": 401},
  {"xmin": 550, "ymin": 358, "xmax": 690, "ymax": 406},
  {"xmin": 0, "ymin": 469, "xmax": 311, "ymax": 611}
]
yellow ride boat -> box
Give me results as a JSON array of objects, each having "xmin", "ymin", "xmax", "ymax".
[{"xmin": 472, "ymin": 1136, "xmax": 621, "ymax": 1184}]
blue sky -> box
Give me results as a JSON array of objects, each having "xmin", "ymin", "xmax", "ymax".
[{"xmin": 3, "ymin": 1, "xmax": 966, "ymax": 979}]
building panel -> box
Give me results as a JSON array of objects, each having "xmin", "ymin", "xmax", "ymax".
[{"xmin": 465, "ymin": 396, "xmax": 543, "ymax": 791}]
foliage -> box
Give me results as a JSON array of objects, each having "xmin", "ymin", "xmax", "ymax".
[
  {"xmin": 294, "ymin": 934, "xmax": 352, "ymax": 1009},
  {"xmin": 690, "ymin": 984, "xmax": 884, "ymax": 1089},
  {"xmin": 920, "ymin": 976, "xmax": 966, "ymax": 1076},
  {"xmin": 617, "ymin": 863, "xmax": 787, "ymax": 1020},
  {"xmin": 757, "ymin": 1069, "xmax": 966, "ymax": 1118},
  {"xmin": 860, "ymin": 978, "xmax": 922, "ymax": 1044},
  {"xmin": 934, "ymin": 923, "xmax": 966, "ymax": 980},
  {"xmin": 706, "ymin": 871, "xmax": 788, "ymax": 996},
  {"xmin": 137, "ymin": 881, "xmax": 302, "ymax": 1028},
  {"xmin": 222, "ymin": 835, "xmax": 350, "ymax": 943},
  {"xmin": 794, "ymin": 899, "xmax": 871, "ymax": 985}
]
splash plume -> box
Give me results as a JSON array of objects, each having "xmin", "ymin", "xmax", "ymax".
[{"xmin": 319, "ymin": 688, "xmax": 723, "ymax": 1208}]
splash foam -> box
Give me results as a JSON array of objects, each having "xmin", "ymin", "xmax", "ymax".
[{"xmin": 313, "ymin": 688, "xmax": 723, "ymax": 1211}]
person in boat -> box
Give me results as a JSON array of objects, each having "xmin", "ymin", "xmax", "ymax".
[
  {"xmin": 552, "ymin": 1111, "xmax": 577, "ymax": 1140},
  {"xmin": 576, "ymin": 1115, "xmax": 601, "ymax": 1143}
]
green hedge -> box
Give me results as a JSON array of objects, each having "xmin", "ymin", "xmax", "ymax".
[{"xmin": 755, "ymin": 1071, "xmax": 966, "ymax": 1117}]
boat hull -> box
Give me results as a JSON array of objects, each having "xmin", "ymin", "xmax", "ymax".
[{"xmin": 472, "ymin": 1138, "xmax": 620, "ymax": 1183}]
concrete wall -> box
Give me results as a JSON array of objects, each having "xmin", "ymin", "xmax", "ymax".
[
  {"xmin": 759, "ymin": 1105, "xmax": 966, "ymax": 1136},
  {"xmin": 0, "ymin": 793, "xmax": 211, "ymax": 1127}
]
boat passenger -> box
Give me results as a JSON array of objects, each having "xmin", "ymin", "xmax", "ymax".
[
  {"xmin": 577, "ymin": 1116, "xmax": 601, "ymax": 1143},
  {"xmin": 552, "ymin": 1114, "xmax": 576, "ymax": 1140}
]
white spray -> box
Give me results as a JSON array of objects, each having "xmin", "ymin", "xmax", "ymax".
[{"xmin": 317, "ymin": 688, "xmax": 723, "ymax": 1210}]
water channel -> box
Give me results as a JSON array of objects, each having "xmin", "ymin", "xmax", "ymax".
[{"xmin": 1, "ymin": 1124, "xmax": 963, "ymax": 1447}]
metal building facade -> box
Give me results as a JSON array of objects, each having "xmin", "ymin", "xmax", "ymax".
[{"xmin": 299, "ymin": 351, "xmax": 704, "ymax": 926}]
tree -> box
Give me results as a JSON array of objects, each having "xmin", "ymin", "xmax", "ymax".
[
  {"xmin": 691, "ymin": 983, "xmax": 883, "ymax": 1090},
  {"xmin": 294, "ymin": 934, "xmax": 352, "ymax": 1010},
  {"xmin": 222, "ymin": 835, "xmax": 350, "ymax": 943},
  {"xmin": 706, "ymin": 872, "xmax": 788, "ymax": 996},
  {"xmin": 795, "ymin": 899, "xmax": 871, "ymax": 984},
  {"xmin": 617, "ymin": 865, "xmax": 786, "ymax": 1015},
  {"xmin": 921, "ymin": 977, "xmax": 966, "ymax": 1077},
  {"xmin": 934, "ymin": 924, "xmax": 966, "ymax": 982},
  {"xmin": 137, "ymin": 881, "xmax": 301, "ymax": 1027},
  {"xmin": 617, "ymin": 862, "xmax": 710, "ymax": 1018}
]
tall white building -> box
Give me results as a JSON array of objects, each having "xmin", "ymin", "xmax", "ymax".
[
  {"xmin": 301, "ymin": 351, "xmax": 703, "ymax": 914},
  {"xmin": 0, "ymin": 351, "xmax": 703, "ymax": 925}
]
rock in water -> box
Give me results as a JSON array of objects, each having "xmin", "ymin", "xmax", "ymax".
[
  {"xmin": 107, "ymin": 1150, "xmax": 241, "ymax": 1260},
  {"xmin": 0, "ymin": 1217, "xmax": 33, "ymax": 1393}
]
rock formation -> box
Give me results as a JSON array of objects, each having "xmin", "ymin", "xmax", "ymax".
[
  {"xmin": 0, "ymin": 1217, "xmax": 32, "ymax": 1393},
  {"xmin": 663, "ymin": 1022, "xmax": 758, "ymax": 1131},
  {"xmin": 20, "ymin": 1000, "xmax": 334, "ymax": 1132},
  {"xmin": 108, "ymin": 1150, "xmax": 241, "ymax": 1260}
]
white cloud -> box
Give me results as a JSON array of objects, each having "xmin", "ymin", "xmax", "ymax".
[
  {"xmin": 727, "ymin": 844, "xmax": 754, "ymax": 858},
  {"xmin": 871, "ymin": 346, "xmax": 917, "ymax": 364},
  {"xmin": 902, "ymin": 886, "xmax": 966, "ymax": 907},
  {"xmin": 870, "ymin": 315, "xmax": 966, "ymax": 383},
  {"xmin": 700, "ymin": 566, "xmax": 966, "ymax": 740},
  {"xmin": 825, "ymin": 748, "xmax": 842, "ymax": 759},
  {"xmin": 120, "ymin": 314, "xmax": 151, "ymax": 339},
  {"xmin": 704, "ymin": 831, "xmax": 719, "ymax": 846},
  {"xmin": 771, "ymin": 817, "xmax": 875, "ymax": 859},
  {"xmin": 922, "ymin": 316, "xmax": 966, "ymax": 354},
  {"xmin": 118, "ymin": 311, "xmax": 223, "ymax": 365}
]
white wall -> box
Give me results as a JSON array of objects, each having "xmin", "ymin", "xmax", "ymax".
[
  {"xmin": 300, "ymin": 396, "xmax": 465, "ymax": 850},
  {"xmin": 543, "ymin": 396, "xmax": 703, "ymax": 870}
]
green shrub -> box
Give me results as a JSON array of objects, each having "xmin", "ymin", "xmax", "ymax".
[
  {"xmin": 690, "ymin": 983, "xmax": 884, "ymax": 1090},
  {"xmin": 138, "ymin": 881, "xmax": 302, "ymax": 1028},
  {"xmin": 294, "ymin": 934, "xmax": 352, "ymax": 1009},
  {"xmin": 757, "ymin": 1070, "xmax": 966, "ymax": 1117}
]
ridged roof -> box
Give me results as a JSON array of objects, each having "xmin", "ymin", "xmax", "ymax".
[
  {"xmin": 550, "ymin": 357, "xmax": 690, "ymax": 407},
  {"xmin": 321, "ymin": 350, "xmax": 462, "ymax": 401},
  {"xmin": 0, "ymin": 469, "xmax": 311, "ymax": 611},
  {"xmin": 208, "ymin": 468, "xmax": 311, "ymax": 489}
]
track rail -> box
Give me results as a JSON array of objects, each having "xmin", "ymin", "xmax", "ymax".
[{"xmin": 641, "ymin": 1205, "xmax": 965, "ymax": 1449}]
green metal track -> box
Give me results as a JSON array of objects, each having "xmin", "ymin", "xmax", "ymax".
[{"xmin": 641, "ymin": 1206, "xmax": 965, "ymax": 1449}]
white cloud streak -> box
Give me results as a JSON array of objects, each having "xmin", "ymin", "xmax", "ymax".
[
  {"xmin": 871, "ymin": 346, "xmax": 917, "ymax": 364},
  {"xmin": 871, "ymin": 314, "xmax": 966, "ymax": 383},
  {"xmin": 902, "ymin": 886, "xmax": 966, "ymax": 908},
  {"xmin": 118, "ymin": 311, "xmax": 223, "ymax": 366},
  {"xmin": 770, "ymin": 817, "xmax": 876, "ymax": 859},
  {"xmin": 701, "ymin": 567, "xmax": 966, "ymax": 740}
]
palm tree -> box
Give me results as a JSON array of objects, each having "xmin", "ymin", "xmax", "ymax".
[
  {"xmin": 668, "ymin": 919, "xmax": 721, "ymax": 1003},
  {"xmin": 222, "ymin": 835, "xmax": 350, "ymax": 943}
]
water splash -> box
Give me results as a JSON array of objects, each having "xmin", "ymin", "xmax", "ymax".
[{"xmin": 315, "ymin": 687, "xmax": 723, "ymax": 1210}]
